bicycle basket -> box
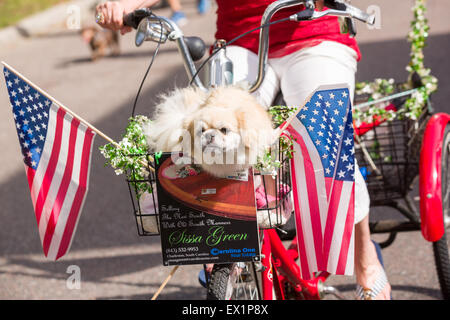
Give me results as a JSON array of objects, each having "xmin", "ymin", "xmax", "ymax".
[
  {"xmin": 126, "ymin": 139, "xmax": 294, "ymax": 235},
  {"xmin": 353, "ymin": 89, "xmax": 430, "ymax": 205},
  {"xmin": 254, "ymin": 138, "xmax": 293, "ymax": 229}
]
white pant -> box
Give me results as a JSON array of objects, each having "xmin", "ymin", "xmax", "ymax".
[{"xmin": 227, "ymin": 41, "xmax": 369, "ymax": 223}]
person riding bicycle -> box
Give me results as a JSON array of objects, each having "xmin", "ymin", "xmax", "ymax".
[{"xmin": 95, "ymin": 0, "xmax": 392, "ymax": 300}]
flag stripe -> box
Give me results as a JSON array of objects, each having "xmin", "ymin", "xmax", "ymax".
[
  {"xmin": 56, "ymin": 129, "xmax": 94, "ymax": 260},
  {"xmin": 30, "ymin": 104, "xmax": 59, "ymax": 210},
  {"xmin": 42, "ymin": 117, "xmax": 80, "ymax": 256},
  {"xmin": 335, "ymin": 183, "xmax": 355, "ymax": 275},
  {"xmin": 46, "ymin": 123, "xmax": 87, "ymax": 260},
  {"xmin": 33, "ymin": 107, "xmax": 66, "ymax": 224},
  {"xmin": 324, "ymin": 180, "xmax": 352, "ymax": 273},
  {"xmin": 38, "ymin": 112, "xmax": 72, "ymax": 245},
  {"xmin": 289, "ymin": 119, "xmax": 328, "ymax": 233},
  {"xmin": 293, "ymin": 130, "xmax": 325, "ymax": 270},
  {"xmin": 291, "ymin": 141, "xmax": 318, "ymax": 276},
  {"xmin": 289, "ymin": 156, "xmax": 311, "ymax": 279}
]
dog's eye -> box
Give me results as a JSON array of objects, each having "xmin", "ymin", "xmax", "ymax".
[{"xmin": 220, "ymin": 127, "xmax": 228, "ymax": 134}]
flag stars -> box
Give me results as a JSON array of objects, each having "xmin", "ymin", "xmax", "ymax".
[
  {"xmin": 329, "ymin": 93, "xmax": 335, "ymax": 99},
  {"xmin": 344, "ymin": 137, "xmax": 352, "ymax": 146},
  {"xmin": 341, "ymin": 153, "xmax": 349, "ymax": 162},
  {"xmin": 342, "ymin": 91, "xmax": 348, "ymax": 98}
]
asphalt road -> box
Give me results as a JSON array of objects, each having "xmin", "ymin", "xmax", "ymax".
[{"xmin": 0, "ymin": 0, "xmax": 449, "ymax": 300}]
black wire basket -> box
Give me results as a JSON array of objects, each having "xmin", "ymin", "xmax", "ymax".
[
  {"xmin": 125, "ymin": 141, "xmax": 294, "ymax": 236},
  {"xmin": 126, "ymin": 154, "xmax": 160, "ymax": 236},
  {"xmin": 254, "ymin": 142, "xmax": 293, "ymax": 229},
  {"xmin": 353, "ymin": 92, "xmax": 431, "ymax": 205}
]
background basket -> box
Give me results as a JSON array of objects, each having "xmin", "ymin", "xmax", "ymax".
[{"xmin": 354, "ymin": 93, "xmax": 430, "ymax": 205}]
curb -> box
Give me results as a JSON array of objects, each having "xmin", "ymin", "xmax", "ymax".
[{"xmin": 0, "ymin": 0, "xmax": 99, "ymax": 47}]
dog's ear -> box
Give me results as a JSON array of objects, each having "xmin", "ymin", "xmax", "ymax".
[
  {"xmin": 236, "ymin": 109, "xmax": 257, "ymax": 149},
  {"xmin": 183, "ymin": 87, "xmax": 208, "ymax": 109}
]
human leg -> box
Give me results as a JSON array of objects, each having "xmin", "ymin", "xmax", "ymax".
[{"xmin": 168, "ymin": 0, "xmax": 187, "ymax": 26}]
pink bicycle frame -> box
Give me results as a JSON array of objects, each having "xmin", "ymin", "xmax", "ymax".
[{"xmin": 260, "ymin": 229, "xmax": 329, "ymax": 300}]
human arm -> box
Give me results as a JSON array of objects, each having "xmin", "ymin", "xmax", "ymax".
[{"xmin": 96, "ymin": 0, "xmax": 161, "ymax": 34}]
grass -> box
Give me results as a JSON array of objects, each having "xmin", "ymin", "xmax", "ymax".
[{"xmin": 0, "ymin": 0, "xmax": 71, "ymax": 28}]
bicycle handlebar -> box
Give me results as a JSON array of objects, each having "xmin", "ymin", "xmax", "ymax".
[{"xmin": 123, "ymin": 0, "xmax": 374, "ymax": 92}]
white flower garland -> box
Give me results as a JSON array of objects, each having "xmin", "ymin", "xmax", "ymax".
[{"xmin": 354, "ymin": 0, "xmax": 438, "ymax": 123}]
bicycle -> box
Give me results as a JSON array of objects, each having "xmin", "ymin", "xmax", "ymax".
[{"xmin": 120, "ymin": 0, "xmax": 450, "ymax": 300}]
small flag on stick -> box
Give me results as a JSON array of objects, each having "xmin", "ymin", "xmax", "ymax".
[
  {"xmin": 279, "ymin": 85, "xmax": 356, "ymax": 280},
  {"xmin": 2, "ymin": 62, "xmax": 97, "ymax": 260}
]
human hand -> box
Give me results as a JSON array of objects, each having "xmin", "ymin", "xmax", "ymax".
[{"xmin": 95, "ymin": 1, "xmax": 133, "ymax": 35}]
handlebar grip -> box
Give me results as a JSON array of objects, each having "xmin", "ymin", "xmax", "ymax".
[
  {"xmin": 123, "ymin": 8, "xmax": 152, "ymax": 29},
  {"xmin": 346, "ymin": 3, "xmax": 375, "ymax": 25},
  {"xmin": 324, "ymin": 0, "xmax": 375, "ymax": 25}
]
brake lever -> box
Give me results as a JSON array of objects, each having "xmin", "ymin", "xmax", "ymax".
[{"xmin": 345, "ymin": 17, "xmax": 357, "ymax": 37}]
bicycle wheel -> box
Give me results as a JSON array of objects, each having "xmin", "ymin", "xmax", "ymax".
[
  {"xmin": 432, "ymin": 124, "xmax": 450, "ymax": 300},
  {"xmin": 207, "ymin": 262, "xmax": 261, "ymax": 300}
]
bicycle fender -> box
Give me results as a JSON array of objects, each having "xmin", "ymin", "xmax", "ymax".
[{"xmin": 419, "ymin": 113, "xmax": 450, "ymax": 242}]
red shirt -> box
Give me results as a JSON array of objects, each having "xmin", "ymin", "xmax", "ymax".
[{"xmin": 215, "ymin": 0, "xmax": 361, "ymax": 60}]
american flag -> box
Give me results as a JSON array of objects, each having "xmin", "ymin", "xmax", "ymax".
[
  {"xmin": 3, "ymin": 65, "xmax": 96, "ymax": 260},
  {"xmin": 283, "ymin": 86, "xmax": 355, "ymax": 280}
]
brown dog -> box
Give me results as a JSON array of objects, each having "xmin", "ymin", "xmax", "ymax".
[{"xmin": 81, "ymin": 26, "xmax": 120, "ymax": 61}]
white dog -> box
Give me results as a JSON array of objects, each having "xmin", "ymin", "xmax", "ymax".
[{"xmin": 143, "ymin": 86, "xmax": 274, "ymax": 178}]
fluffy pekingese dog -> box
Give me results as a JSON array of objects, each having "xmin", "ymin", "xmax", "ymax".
[{"xmin": 144, "ymin": 86, "xmax": 274, "ymax": 178}]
